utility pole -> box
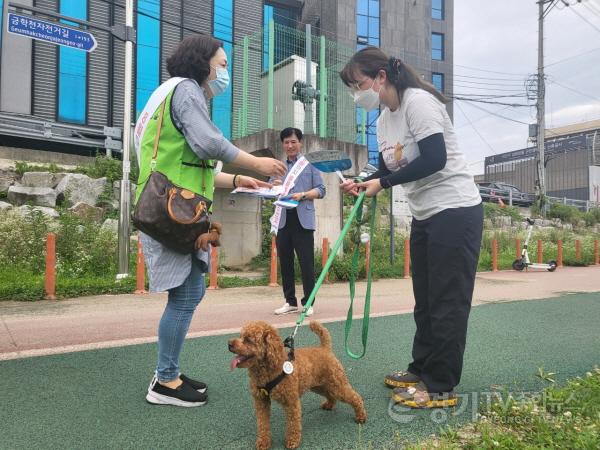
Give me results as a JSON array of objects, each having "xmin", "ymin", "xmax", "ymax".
[
  {"xmin": 536, "ymin": 0, "xmax": 548, "ymax": 214},
  {"xmin": 116, "ymin": 0, "xmax": 135, "ymax": 279}
]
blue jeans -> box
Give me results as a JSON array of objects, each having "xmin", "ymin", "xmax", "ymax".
[{"xmin": 156, "ymin": 257, "xmax": 206, "ymax": 382}]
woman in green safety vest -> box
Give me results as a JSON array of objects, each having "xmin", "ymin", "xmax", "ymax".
[{"xmin": 139, "ymin": 34, "xmax": 287, "ymax": 408}]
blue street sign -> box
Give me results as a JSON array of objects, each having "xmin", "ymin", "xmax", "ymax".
[{"xmin": 7, "ymin": 12, "xmax": 97, "ymax": 52}]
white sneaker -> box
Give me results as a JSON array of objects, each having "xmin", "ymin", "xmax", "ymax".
[
  {"xmin": 304, "ymin": 307, "xmax": 314, "ymax": 317},
  {"xmin": 274, "ymin": 303, "xmax": 299, "ymax": 315}
]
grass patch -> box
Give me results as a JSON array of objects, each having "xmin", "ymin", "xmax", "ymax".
[
  {"xmin": 403, "ymin": 367, "xmax": 600, "ymax": 449},
  {"xmin": 0, "ymin": 268, "xmax": 137, "ymax": 301},
  {"xmin": 217, "ymin": 275, "xmax": 268, "ymax": 288}
]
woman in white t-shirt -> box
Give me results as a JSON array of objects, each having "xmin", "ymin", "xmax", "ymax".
[{"xmin": 340, "ymin": 47, "xmax": 483, "ymax": 409}]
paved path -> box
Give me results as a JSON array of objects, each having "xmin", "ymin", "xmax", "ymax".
[{"xmin": 1, "ymin": 266, "xmax": 600, "ymax": 360}]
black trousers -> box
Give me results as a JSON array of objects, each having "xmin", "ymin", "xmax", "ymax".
[
  {"xmin": 275, "ymin": 209, "xmax": 315, "ymax": 307},
  {"xmin": 407, "ymin": 203, "xmax": 483, "ymax": 393}
]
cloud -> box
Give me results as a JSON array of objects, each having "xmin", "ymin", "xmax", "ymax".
[{"xmin": 454, "ymin": 0, "xmax": 600, "ymax": 176}]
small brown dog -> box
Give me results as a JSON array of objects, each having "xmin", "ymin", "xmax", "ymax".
[{"xmin": 228, "ymin": 321, "xmax": 367, "ymax": 450}]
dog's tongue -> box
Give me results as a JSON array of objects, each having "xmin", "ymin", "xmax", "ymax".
[{"xmin": 230, "ymin": 355, "xmax": 244, "ymax": 370}]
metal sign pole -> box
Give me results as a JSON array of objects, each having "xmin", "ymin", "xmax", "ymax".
[{"xmin": 116, "ymin": 0, "xmax": 134, "ymax": 279}]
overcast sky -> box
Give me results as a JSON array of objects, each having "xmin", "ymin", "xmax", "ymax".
[{"xmin": 453, "ymin": 0, "xmax": 600, "ymax": 175}]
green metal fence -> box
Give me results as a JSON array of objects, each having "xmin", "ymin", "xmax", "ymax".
[{"xmin": 231, "ymin": 21, "xmax": 366, "ymax": 144}]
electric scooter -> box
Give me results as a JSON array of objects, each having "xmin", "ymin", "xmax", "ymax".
[{"xmin": 512, "ymin": 218, "xmax": 557, "ymax": 272}]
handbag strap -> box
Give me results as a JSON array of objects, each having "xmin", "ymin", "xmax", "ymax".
[{"xmin": 150, "ymin": 100, "xmax": 167, "ymax": 171}]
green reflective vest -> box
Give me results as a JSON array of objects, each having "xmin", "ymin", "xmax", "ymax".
[{"xmin": 135, "ymin": 88, "xmax": 215, "ymax": 204}]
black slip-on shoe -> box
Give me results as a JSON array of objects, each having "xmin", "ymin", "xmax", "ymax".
[
  {"xmin": 146, "ymin": 377, "xmax": 207, "ymax": 407},
  {"xmin": 180, "ymin": 373, "xmax": 207, "ymax": 394}
]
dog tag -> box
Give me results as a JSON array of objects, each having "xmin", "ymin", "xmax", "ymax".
[{"xmin": 283, "ymin": 361, "xmax": 294, "ymax": 375}]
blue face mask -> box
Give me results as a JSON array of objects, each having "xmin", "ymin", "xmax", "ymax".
[{"xmin": 208, "ymin": 66, "xmax": 230, "ymax": 96}]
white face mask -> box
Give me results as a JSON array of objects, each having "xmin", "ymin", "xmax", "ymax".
[
  {"xmin": 352, "ymin": 78, "xmax": 381, "ymax": 112},
  {"xmin": 208, "ymin": 66, "xmax": 230, "ymax": 96}
]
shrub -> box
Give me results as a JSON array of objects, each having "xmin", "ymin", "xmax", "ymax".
[{"xmin": 547, "ymin": 202, "xmax": 583, "ymax": 225}]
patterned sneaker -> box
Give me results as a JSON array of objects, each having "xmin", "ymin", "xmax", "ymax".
[
  {"xmin": 180, "ymin": 374, "xmax": 207, "ymax": 394},
  {"xmin": 146, "ymin": 376, "xmax": 207, "ymax": 407},
  {"xmin": 274, "ymin": 303, "xmax": 298, "ymax": 315},
  {"xmin": 392, "ymin": 382, "xmax": 457, "ymax": 409},
  {"xmin": 304, "ymin": 306, "xmax": 314, "ymax": 317},
  {"xmin": 384, "ymin": 370, "xmax": 421, "ymax": 389}
]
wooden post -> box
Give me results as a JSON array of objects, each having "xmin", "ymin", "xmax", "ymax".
[
  {"xmin": 268, "ymin": 236, "xmax": 279, "ymax": 287},
  {"xmin": 537, "ymin": 239, "xmax": 543, "ymax": 264},
  {"xmin": 322, "ymin": 237, "xmax": 329, "ymax": 284},
  {"xmin": 207, "ymin": 245, "xmax": 219, "ymax": 290},
  {"xmin": 134, "ymin": 238, "xmax": 147, "ymax": 294},
  {"xmin": 44, "ymin": 233, "xmax": 56, "ymax": 300},
  {"xmin": 515, "ymin": 239, "xmax": 521, "ymax": 259},
  {"xmin": 403, "ymin": 239, "xmax": 410, "ymax": 279},
  {"xmin": 492, "ymin": 238, "xmax": 498, "ymax": 272},
  {"xmin": 594, "ymin": 240, "xmax": 599, "ymax": 265},
  {"xmin": 575, "ymin": 240, "xmax": 582, "ymax": 262},
  {"xmin": 557, "ymin": 240, "xmax": 563, "ymax": 267}
]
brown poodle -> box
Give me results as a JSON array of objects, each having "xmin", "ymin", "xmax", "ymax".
[{"xmin": 228, "ymin": 321, "xmax": 367, "ymax": 450}]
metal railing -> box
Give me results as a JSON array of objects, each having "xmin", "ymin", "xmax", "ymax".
[{"xmin": 479, "ymin": 185, "xmax": 600, "ymax": 211}]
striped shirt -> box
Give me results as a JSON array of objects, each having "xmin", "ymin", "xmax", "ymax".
[{"xmin": 139, "ymin": 79, "xmax": 239, "ymax": 292}]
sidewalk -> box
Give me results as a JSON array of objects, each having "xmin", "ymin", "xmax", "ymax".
[{"xmin": 1, "ymin": 266, "xmax": 600, "ymax": 360}]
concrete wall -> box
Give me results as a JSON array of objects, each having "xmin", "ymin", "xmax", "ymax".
[
  {"xmin": 210, "ymin": 187, "xmax": 262, "ymax": 267},
  {"xmin": 212, "ymin": 129, "xmax": 368, "ymax": 267},
  {"xmin": 0, "ymin": 146, "xmax": 95, "ymax": 166},
  {"xmin": 0, "ymin": 0, "xmax": 33, "ymax": 114}
]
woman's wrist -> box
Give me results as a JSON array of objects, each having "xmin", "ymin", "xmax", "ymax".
[{"xmin": 232, "ymin": 174, "xmax": 240, "ymax": 188}]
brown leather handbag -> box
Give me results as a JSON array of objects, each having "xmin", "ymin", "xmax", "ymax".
[{"xmin": 132, "ymin": 101, "xmax": 212, "ymax": 254}]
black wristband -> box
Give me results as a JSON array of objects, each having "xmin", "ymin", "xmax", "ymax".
[
  {"xmin": 233, "ymin": 174, "xmax": 239, "ymax": 188},
  {"xmin": 380, "ymin": 177, "xmax": 392, "ymax": 189}
]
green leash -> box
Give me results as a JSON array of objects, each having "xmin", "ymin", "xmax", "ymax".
[
  {"xmin": 286, "ymin": 191, "xmax": 377, "ymax": 360},
  {"xmin": 345, "ymin": 194, "xmax": 377, "ymax": 359}
]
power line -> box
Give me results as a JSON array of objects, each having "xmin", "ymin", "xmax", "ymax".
[
  {"xmin": 450, "ymin": 97, "xmax": 530, "ymax": 107},
  {"xmin": 454, "ymin": 104, "xmax": 514, "ymax": 130},
  {"xmin": 545, "ymin": 46, "xmax": 600, "ymax": 68},
  {"xmin": 453, "ymin": 72, "xmax": 526, "ymax": 81},
  {"xmin": 453, "ymin": 77, "xmax": 527, "ymax": 87},
  {"xmin": 457, "ymin": 100, "xmax": 532, "ymax": 125},
  {"xmin": 567, "ymin": 2, "xmax": 600, "ymax": 34},
  {"xmin": 452, "ymin": 83, "xmax": 526, "ymax": 93},
  {"xmin": 454, "ymin": 64, "xmax": 529, "ymax": 77},
  {"xmin": 582, "ymin": 1, "xmax": 600, "ymax": 18},
  {"xmin": 548, "ymin": 79, "xmax": 600, "ymax": 103},
  {"xmin": 455, "ymin": 101, "xmax": 497, "ymax": 155}
]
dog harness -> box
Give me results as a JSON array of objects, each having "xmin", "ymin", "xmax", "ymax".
[{"xmin": 258, "ymin": 337, "xmax": 296, "ymax": 397}]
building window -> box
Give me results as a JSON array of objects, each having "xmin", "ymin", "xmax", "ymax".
[
  {"xmin": 432, "ymin": 0, "xmax": 444, "ymax": 20},
  {"xmin": 432, "ymin": 32, "xmax": 444, "ymax": 61},
  {"xmin": 136, "ymin": 0, "xmax": 160, "ymax": 117},
  {"xmin": 58, "ymin": 0, "xmax": 87, "ymax": 124},
  {"xmin": 356, "ymin": 0, "xmax": 380, "ymax": 164},
  {"xmin": 263, "ymin": 3, "xmax": 298, "ymax": 71},
  {"xmin": 356, "ymin": 0, "xmax": 379, "ymax": 49},
  {"xmin": 213, "ymin": 0, "xmax": 233, "ymax": 138},
  {"xmin": 432, "ymin": 72, "xmax": 444, "ymax": 92},
  {"xmin": 0, "ymin": 0, "xmax": 4, "ymax": 49}
]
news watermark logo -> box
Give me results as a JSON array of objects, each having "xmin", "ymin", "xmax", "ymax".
[{"xmin": 387, "ymin": 389, "xmax": 584, "ymax": 425}]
